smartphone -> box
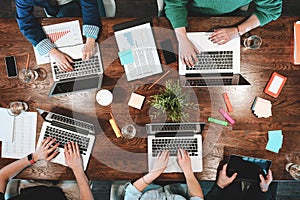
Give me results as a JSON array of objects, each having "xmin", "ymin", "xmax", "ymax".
[
  {"xmin": 160, "ymin": 39, "xmax": 177, "ymax": 64},
  {"xmin": 4, "ymin": 56, "xmax": 18, "ymax": 78}
]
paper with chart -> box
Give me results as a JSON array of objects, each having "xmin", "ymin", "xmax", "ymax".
[
  {"xmin": 114, "ymin": 23, "xmax": 162, "ymax": 81},
  {"xmin": 0, "ymin": 107, "xmax": 14, "ymax": 142},
  {"xmin": 1, "ymin": 112, "xmax": 37, "ymax": 159},
  {"xmin": 34, "ymin": 20, "xmax": 83, "ymax": 65}
]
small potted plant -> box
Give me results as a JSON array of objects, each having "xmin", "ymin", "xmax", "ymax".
[{"xmin": 148, "ymin": 80, "xmax": 197, "ymax": 122}]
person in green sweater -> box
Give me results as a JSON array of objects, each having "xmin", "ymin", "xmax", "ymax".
[{"xmin": 164, "ymin": 0, "xmax": 282, "ymax": 66}]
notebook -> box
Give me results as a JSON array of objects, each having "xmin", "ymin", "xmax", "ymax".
[
  {"xmin": 48, "ymin": 43, "xmax": 103, "ymax": 96},
  {"xmin": 36, "ymin": 108, "xmax": 95, "ymax": 171},
  {"xmin": 226, "ymin": 155, "xmax": 272, "ymax": 182},
  {"xmin": 113, "ymin": 18, "xmax": 162, "ymax": 81},
  {"xmin": 146, "ymin": 122, "xmax": 205, "ymax": 173},
  {"xmin": 179, "ymin": 32, "xmax": 250, "ymax": 87}
]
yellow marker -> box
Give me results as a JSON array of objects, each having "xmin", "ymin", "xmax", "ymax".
[{"xmin": 109, "ymin": 118, "xmax": 122, "ymax": 138}]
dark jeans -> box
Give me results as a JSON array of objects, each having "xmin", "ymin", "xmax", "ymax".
[{"xmin": 56, "ymin": 1, "xmax": 82, "ymax": 17}]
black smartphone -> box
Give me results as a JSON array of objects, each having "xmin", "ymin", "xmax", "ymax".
[
  {"xmin": 160, "ymin": 39, "xmax": 177, "ymax": 64},
  {"xmin": 4, "ymin": 56, "xmax": 18, "ymax": 78}
]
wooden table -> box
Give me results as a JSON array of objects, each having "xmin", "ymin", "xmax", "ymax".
[{"xmin": 0, "ymin": 17, "xmax": 299, "ymax": 181}]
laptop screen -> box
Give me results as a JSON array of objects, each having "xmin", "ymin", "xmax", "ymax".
[{"xmin": 49, "ymin": 76, "xmax": 102, "ymax": 96}]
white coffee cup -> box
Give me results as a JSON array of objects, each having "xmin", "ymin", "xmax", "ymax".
[{"xmin": 96, "ymin": 89, "xmax": 113, "ymax": 106}]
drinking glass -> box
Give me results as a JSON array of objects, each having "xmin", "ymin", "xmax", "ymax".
[
  {"xmin": 243, "ymin": 35, "xmax": 262, "ymax": 49},
  {"xmin": 121, "ymin": 123, "xmax": 136, "ymax": 139},
  {"xmin": 19, "ymin": 69, "xmax": 38, "ymax": 83},
  {"xmin": 7, "ymin": 101, "xmax": 28, "ymax": 116}
]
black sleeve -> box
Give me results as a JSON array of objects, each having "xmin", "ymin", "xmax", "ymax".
[
  {"xmin": 205, "ymin": 183, "xmax": 225, "ymax": 200},
  {"xmin": 0, "ymin": 192, "xmax": 4, "ymax": 200}
]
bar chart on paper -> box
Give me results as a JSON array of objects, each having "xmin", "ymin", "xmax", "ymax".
[{"xmin": 34, "ymin": 20, "xmax": 83, "ymax": 65}]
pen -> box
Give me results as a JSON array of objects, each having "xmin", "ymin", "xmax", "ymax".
[
  {"xmin": 148, "ymin": 70, "xmax": 171, "ymax": 90},
  {"xmin": 218, "ymin": 108, "xmax": 235, "ymax": 125},
  {"xmin": 208, "ymin": 117, "xmax": 228, "ymax": 126},
  {"xmin": 109, "ymin": 112, "xmax": 122, "ymax": 138}
]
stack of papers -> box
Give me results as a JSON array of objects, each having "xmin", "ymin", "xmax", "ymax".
[
  {"xmin": 251, "ymin": 97, "xmax": 272, "ymax": 118},
  {"xmin": 266, "ymin": 130, "xmax": 283, "ymax": 153}
]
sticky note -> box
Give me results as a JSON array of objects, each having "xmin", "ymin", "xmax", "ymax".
[
  {"xmin": 266, "ymin": 130, "xmax": 283, "ymax": 153},
  {"xmin": 128, "ymin": 93, "xmax": 145, "ymax": 110},
  {"xmin": 118, "ymin": 49, "xmax": 134, "ymax": 65}
]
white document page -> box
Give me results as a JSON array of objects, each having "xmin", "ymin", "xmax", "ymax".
[
  {"xmin": 114, "ymin": 23, "xmax": 162, "ymax": 81},
  {"xmin": 34, "ymin": 20, "xmax": 83, "ymax": 65},
  {"xmin": 0, "ymin": 107, "xmax": 14, "ymax": 142},
  {"xmin": 1, "ymin": 112, "xmax": 37, "ymax": 159}
]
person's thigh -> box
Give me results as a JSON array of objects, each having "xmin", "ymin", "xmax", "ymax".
[{"xmin": 57, "ymin": 1, "xmax": 82, "ymax": 17}]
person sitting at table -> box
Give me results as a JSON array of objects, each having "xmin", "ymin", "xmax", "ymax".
[
  {"xmin": 164, "ymin": 0, "xmax": 282, "ymax": 66},
  {"xmin": 124, "ymin": 149, "xmax": 204, "ymax": 200},
  {"xmin": 205, "ymin": 163, "xmax": 273, "ymax": 200},
  {"xmin": 15, "ymin": 0, "xmax": 102, "ymax": 72},
  {"xmin": 0, "ymin": 138, "xmax": 94, "ymax": 200}
]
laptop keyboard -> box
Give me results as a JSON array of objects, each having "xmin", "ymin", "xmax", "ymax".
[
  {"xmin": 44, "ymin": 126, "xmax": 90, "ymax": 155},
  {"xmin": 49, "ymin": 113, "xmax": 95, "ymax": 132},
  {"xmin": 148, "ymin": 123, "xmax": 200, "ymax": 133},
  {"xmin": 186, "ymin": 51, "xmax": 233, "ymax": 70},
  {"xmin": 185, "ymin": 78, "xmax": 233, "ymax": 86},
  {"xmin": 53, "ymin": 56, "xmax": 102, "ymax": 80},
  {"xmin": 152, "ymin": 138, "xmax": 198, "ymax": 157}
]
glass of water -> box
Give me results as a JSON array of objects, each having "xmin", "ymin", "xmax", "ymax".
[
  {"xmin": 243, "ymin": 35, "xmax": 262, "ymax": 49},
  {"xmin": 7, "ymin": 101, "xmax": 28, "ymax": 116},
  {"xmin": 121, "ymin": 123, "xmax": 136, "ymax": 139},
  {"xmin": 19, "ymin": 69, "xmax": 38, "ymax": 83}
]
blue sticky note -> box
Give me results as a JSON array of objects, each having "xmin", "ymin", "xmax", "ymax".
[
  {"xmin": 266, "ymin": 130, "xmax": 283, "ymax": 153},
  {"xmin": 118, "ymin": 49, "xmax": 134, "ymax": 65}
]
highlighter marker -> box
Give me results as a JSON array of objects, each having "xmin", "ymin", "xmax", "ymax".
[
  {"xmin": 218, "ymin": 108, "xmax": 235, "ymax": 125},
  {"xmin": 109, "ymin": 118, "xmax": 122, "ymax": 138},
  {"xmin": 208, "ymin": 117, "xmax": 228, "ymax": 126},
  {"xmin": 222, "ymin": 93, "xmax": 233, "ymax": 112}
]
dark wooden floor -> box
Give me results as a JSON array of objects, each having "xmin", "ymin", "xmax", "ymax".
[
  {"xmin": 1, "ymin": 0, "xmax": 300, "ymax": 18},
  {"xmin": 1, "ymin": 1, "xmax": 299, "ymax": 199}
]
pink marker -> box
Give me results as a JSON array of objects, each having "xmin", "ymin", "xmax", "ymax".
[{"xmin": 218, "ymin": 108, "xmax": 235, "ymax": 125}]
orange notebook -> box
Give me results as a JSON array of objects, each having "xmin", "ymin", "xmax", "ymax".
[{"xmin": 294, "ymin": 21, "xmax": 300, "ymax": 64}]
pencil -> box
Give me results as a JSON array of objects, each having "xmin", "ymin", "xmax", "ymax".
[
  {"xmin": 25, "ymin": 54, "xmax": 30, "ymax": 70},
  {"xmin": 148, "ymin": 70, "xmax": 171, "ymax": 90}
]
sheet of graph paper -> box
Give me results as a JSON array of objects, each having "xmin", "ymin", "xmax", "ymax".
[
  {"xmin": 1, "ymin": 112, "xmax": 37, "ymax": 159},
  {"xmin": 34, "ymin": 20, "xmax": 83, "ymax": 65}
]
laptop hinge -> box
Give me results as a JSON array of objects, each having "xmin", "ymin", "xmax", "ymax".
[
  {"xmin": 51, "ymin": 121, "xmax": 90, "ymax": 135},
  {"xmin": 185, "ymin": 73, "xmax": 233, "ymax": 77},
  {"xmin": 155, "ymin": 132, "xmax": 195, "ymax": 137}
]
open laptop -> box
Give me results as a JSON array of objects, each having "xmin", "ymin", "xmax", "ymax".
[
  {"xmin": 113, "ymin": 18, "xmax": 162, "ymax": 81},
  {"xmin": 48, "ymin": 43, "xmax": 103, "ymax": 96},
  {"xmin": 179, "ymin": 32, "xmax": 250, "ymax": 87},
  {"xmin": 146, "ymin": 122, "xmax": 205, "ymax": 173},
  {"xmin": 36, "ymin": 108, "xmax": 95, "ymax": 171}
]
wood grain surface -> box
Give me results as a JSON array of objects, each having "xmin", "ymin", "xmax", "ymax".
[{"xmin": 0, "ymin": 17, "xmax": 299, "ymax": 181}]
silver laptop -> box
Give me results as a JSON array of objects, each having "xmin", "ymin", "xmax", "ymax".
[
  {"xmin": 48, "ymin": 43, "xmax": 103, "ymax": 96},
  {"xmin": 179, "ymin": 32, "xmax": 250, "ymax": 87},
  {"xmin": 146, "ymin": 122, "xmax": 204, "ymax": 173},
  {"xmin": 36, "ymin": 109, "xmax": 95, "ymax": 171}
]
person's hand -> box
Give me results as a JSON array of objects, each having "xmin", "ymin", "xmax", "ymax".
[
  {"xmin": 82, "ymin": 38, "xmax": 97, "ymax": 61},
  {"xmin": 177, "ymin": 149, "xmax": 193, "ymax": 174},
  {"xmin": 216, "ymin": 164, "xmax": 237, "ymax": 189},
  {"xmin": 178, "ymin": 36, "xmax": 200, "ymax": 67},
  {"xmin": 150, "ymin": 150, "xmax": 169, "ymax": 175},
  {"xmin": 33, "ymin": 137, "xmax": 59, "ymax": 161},
  {"xmin": 49, "ymin": 48, "xmax": 73, "ymax": 72},
  {"xmin": 209, "ymin": 27, "xmax": 239, "ymax": 45},
  {"xmin": 64, "ymin": 142, "xmax": 84, "ymax": 172},
  {"xmin": 259, "ymin": 170, "xmax": 273, "ymax": 192}
]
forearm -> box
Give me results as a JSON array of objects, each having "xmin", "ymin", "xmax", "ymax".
[
  {"xmin": 237, "ymin": 15, "xmax": 260, "ymax": 36},
  {"xmin": 133, "ymin": 172, "xmax": 161, "ymax": 192},
  {"xmin": 184, "ymin": 171, "xmax": 203, "ymax": 198},
  {"xmin": 0, "ymin": 157, "xmax": 31, "ymax": 193},
  {"xmin": 73, "ymin": 169, "xmax": 94, "ymax": 200}
]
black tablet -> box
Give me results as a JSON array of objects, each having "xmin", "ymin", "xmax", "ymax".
[{"xmin": 226, "ymin": 155, "xmax": 272, "ymax": 181}]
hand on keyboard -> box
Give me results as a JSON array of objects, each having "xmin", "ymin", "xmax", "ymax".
[
  {"xmin": 82, "ymin": 38, "xmax": 97, "ymax": 61},
  {"xmin": 64, "ymin": 141, "xmax": 84, "ymax": 171},
  {"xmin": 177, "ymin": 149, "xmax": 193, "ymax": 174},
  {"xmin": 150, "ymin": 150, "xmax": 169, "ymax": 175},
  {"xmin": 49, "ymin": 48, "xmax": 74, "ymax": 72},
  {"xmin": 209, "ymin": 28, "xmax": 239, "ymax": 45},
  {"xmin": 33, "ymin": 137, "xmax": 60, "ymax": 161}
]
